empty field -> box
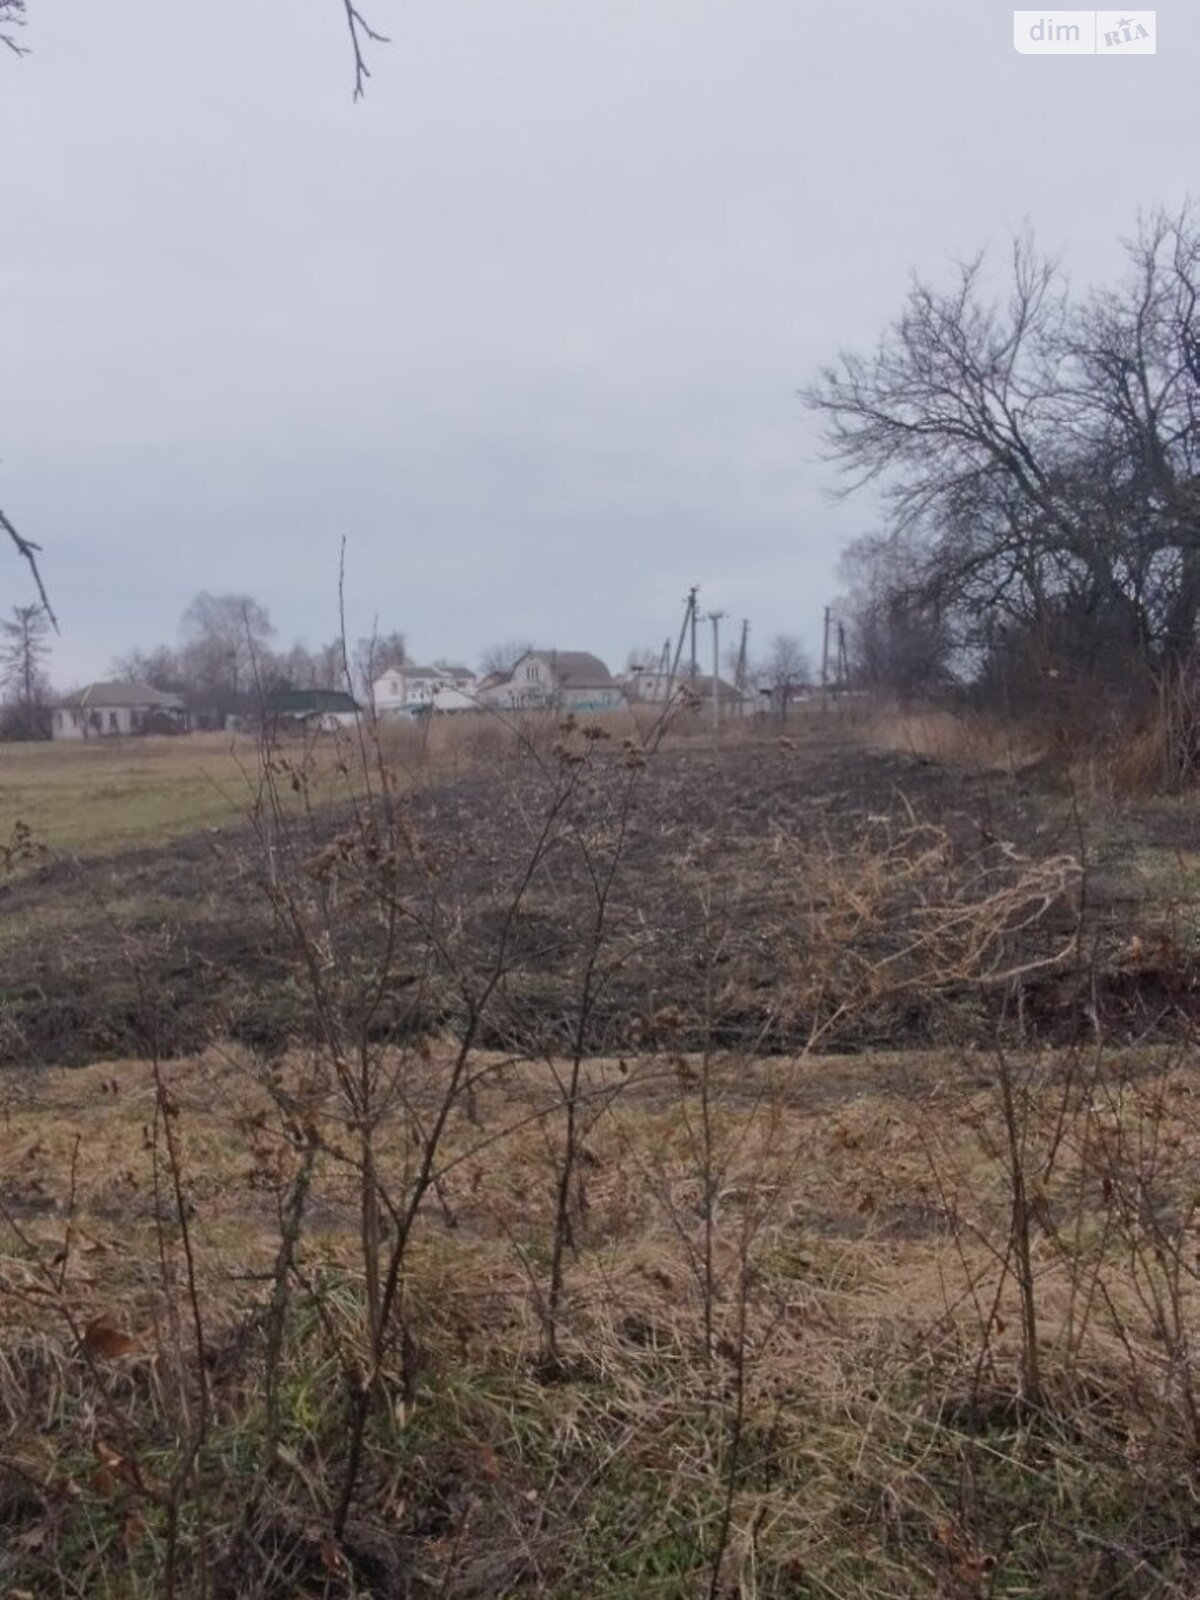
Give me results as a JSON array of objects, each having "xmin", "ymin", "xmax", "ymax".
[
  {"xmin": 3, "ymin": 718, "xmax": 1200, "ymax": 1597},
  {"xmin": 0, "ymin": 734, "xmax": 267, "ymax": 855}
]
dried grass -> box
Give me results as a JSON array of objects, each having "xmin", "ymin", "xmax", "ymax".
[
  {"xmin": 869, "ymin": 706, "xmax": 1047, "ymax": 774},
  {"xmin": 4, "ymin": 1043, "xmax": 1200, "ymax": 1596},
  {"xmin": 4, "ymin": 707, "xmax": 1198, "ymax": 1597}
]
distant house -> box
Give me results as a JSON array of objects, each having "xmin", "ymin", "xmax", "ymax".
[
  {"xmin": 52, "ymin": 682, "xmax": 188, "ymax": 740},
  {"xmin": 687, "ymin": 674, "xmax": 751, "ymax": 714},
  {"xmin": 185, "ymin": 690, "xmax": 252, "ymax": 733},
  {"xmin": 620, "ymin": 670, "xmax": 750, "ymax": 714},
  {"xmin": 620, "ymin": 668, "xmax": 675, "ymax": 704},
  {"xmin": 263, "ymin": 689, "xmax": 359, "ymax": 731},
  {"xmin": 435, "ymin": 664, "xmax": 477, "ymax": 690},
  {"xmin": 480, "ymin": 651, "xmax": 625, "ymax": 714},
  {"xmin": 372, "ymin": 663, "xmax": 478, "ymax": 717}
]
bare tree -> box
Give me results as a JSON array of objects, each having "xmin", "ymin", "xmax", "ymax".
[
  {"xmin": 764, "ymin": 633, "xmax": 809, "ymax": 720},
  {"xmin": 353, "ymin": 629, "xmax": 406, "ymax": 696},
  {"xmin": 625, "ymin": 645, "xmax": 665, "ymax": 672},
  {"xmin": 110, "ymin": 644, "xmax": 185, "ymax": 691},
  {"xmin": 838, "ymin": 535, "xmax": 955, "ymax": 695},
  {"xmin": 270, "ymin": 641, "xmax": 320, "ymax": 692},
  {"xmin": 805, "ymin": 206, "xmax": 1200, "ymax": 689},
  {"xmin": 479, "ymin": 639, "xmax": 534, "ymax": 679},
  {"xmin": 180, "ymin": 591, "xmax": 275, "ymax": 699},
  {"xmin": 0, "ymin": 603, "xmax": 51, "ymax": 737}
]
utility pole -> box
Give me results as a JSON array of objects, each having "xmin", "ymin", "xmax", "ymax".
[
  {"xmin": 707, "ymin": 611, "xmax": 726, "ymax": 733},
  {"xmin": 837, "ymin": 621, "xmax": 849, "ymax": 694},
  {"xmin": 667, "ymin": 587, "xmax": 698, "ymax": 703},
  {"xmin": 821, "ymin": 605, "xmax": 831, "ymax": 694},
  {"xmin": 733, "ymin": 619, "xmax": 750, "ymax": 721},
  {"xmin": 734, "ymin": 619, "xmax": 749, "ymax": 702}
]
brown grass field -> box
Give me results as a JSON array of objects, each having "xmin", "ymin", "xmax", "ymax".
[
  {"xmin": 0, "ymin": 733, "xmax": 277, "ymax": 855},
  {"xmin": 3, "ymin": 711, "xmax": 1200, "ymax": 1597}
]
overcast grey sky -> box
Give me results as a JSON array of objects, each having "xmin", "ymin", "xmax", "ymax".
[{"xmin": 3, "ymin": 1, "xmax": 1195, "ymax": 683}]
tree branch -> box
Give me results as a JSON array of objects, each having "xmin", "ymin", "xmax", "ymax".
[
  {"xmin": 0, "ymin": 0, "xmax": 27, "ymax": 56},
  {"xmin": 340, "ymin": 0, "xmax": 388, "ymax": 100},
  {"xmin": 0, "ymin": 508, "xmax": 58, "ymax": 631}
]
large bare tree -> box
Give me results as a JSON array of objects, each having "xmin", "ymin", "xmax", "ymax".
[
  {"xmin": 479, "ymin": 639, "xmax": 534, "ymax": 679},
  {"xmin": 805, "ymin": 205, "xmax": 1199, "ymax": 686},
  {"xmin": 181, "ymin": 591, "xmax": 275, "ymax": 698}
]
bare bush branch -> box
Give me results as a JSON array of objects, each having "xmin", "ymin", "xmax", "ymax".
[{"xmin": 339, "ymin": 0, "xmax": 388, "ymax": 100}]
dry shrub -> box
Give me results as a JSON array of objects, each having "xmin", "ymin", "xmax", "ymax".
[
  {"xmin": 768, "ymin": 815, "xmax": 1081, "ymax": 1049},
  {"xmin": 1088, "ymin": 667, "xmax": 1200, "ymax": 796},
  {"xmin": 870, "ymin": 705, "xmax": 1046, "ymax": 774},
  {"xmin": 873, "ymin": 669, "xmax": 1200, "ymax": 799}
]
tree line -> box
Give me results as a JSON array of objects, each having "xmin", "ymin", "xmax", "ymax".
[
  {"xmin": 111, "ymin": 593, "xmax": 409, "ymax": 720},
  {"xmin": 0, "ymin": 587, "xmax": 579, "ymax": 740},
  {"xmin": 0, "ymin": 591, "xmax": 411, "ymax": 739}
]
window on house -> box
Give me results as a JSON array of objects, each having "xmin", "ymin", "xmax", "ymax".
[{"xmin": 108, "ymin": 711, "xmax": 119, "ymax": 732}]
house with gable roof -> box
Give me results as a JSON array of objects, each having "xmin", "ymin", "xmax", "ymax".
[
  {"xmin": 371, "ymin": 661, "xmax": 478, "ymax": 717},
  {"xmin": 479, "ymin": 650, "xmax": 625, "ymax": 714},
  {"xmin": 52, "ymin": 682, "xmax": 188, "ymax": 740}
]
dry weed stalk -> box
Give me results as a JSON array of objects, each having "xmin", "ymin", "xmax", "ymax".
[
  {"xmin": 774, "ymin": 816, "xmax": 1081, "ymax": 1049},
  {"xmin": 243, "ymin": 677, "xmax": 678, "ymax": 1535}
]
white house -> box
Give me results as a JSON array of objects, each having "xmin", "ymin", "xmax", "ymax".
[
  {"xmin": 53, "ymin": 682, "xmax": 187, "ymax": 740},
  {"xmin": 263, "ymin": 689, "xmax": 360, "ymax": 731},
  {"xmin": 372, "ymin": 662, "xmax": 477, "ymax": 716},
  {"xmin": 480, "ymin": 651, "xmax": 625, "ymax": 714},
  {"xmin": 620, "ymin": 668, "xmax": 675, "ymax": 704},
  {"xmin": 620, "ymin": 669, "xmax": 751, "ymax": 715}
]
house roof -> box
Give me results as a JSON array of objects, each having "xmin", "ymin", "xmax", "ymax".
[
  {"xmin": 265, "ymin": 689, "xmax": 359, "ymax": 716},
  {"xmin": 685, "ymin": 675, "xmax": 745, "ymax": 702},
  {"xmin": 62, "ymin": 682, "xmax": 185, "ymax": 711},
  {"xmin": 501, "ymin": 650, "xmax": 614, "ymax": 689},
  {"xmin": 373, "ymin": 664, "xmax": 448, "ymax": 681}
]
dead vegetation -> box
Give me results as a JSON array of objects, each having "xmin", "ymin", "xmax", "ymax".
[
  {"xmin": 6, "ymin": 1040, "xmax": 1200, "ymax": 1596},
  {"xmin": 3, "ymin": 714, "xmax": 1195, "ymax": 1072},
  {"xmin": 3, "ymin": 710, "xmax": 1200, "ymax": 1595}
]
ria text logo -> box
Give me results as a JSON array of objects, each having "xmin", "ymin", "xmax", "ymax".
[{"xmin": 1013, "ymin": 11, "xmax": 1156, "ymax": 54}]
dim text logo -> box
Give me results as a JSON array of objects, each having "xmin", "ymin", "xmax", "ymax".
[{"xmin": 1013, "ymin": 11, "xmax": 1156, "ymax": 53}]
